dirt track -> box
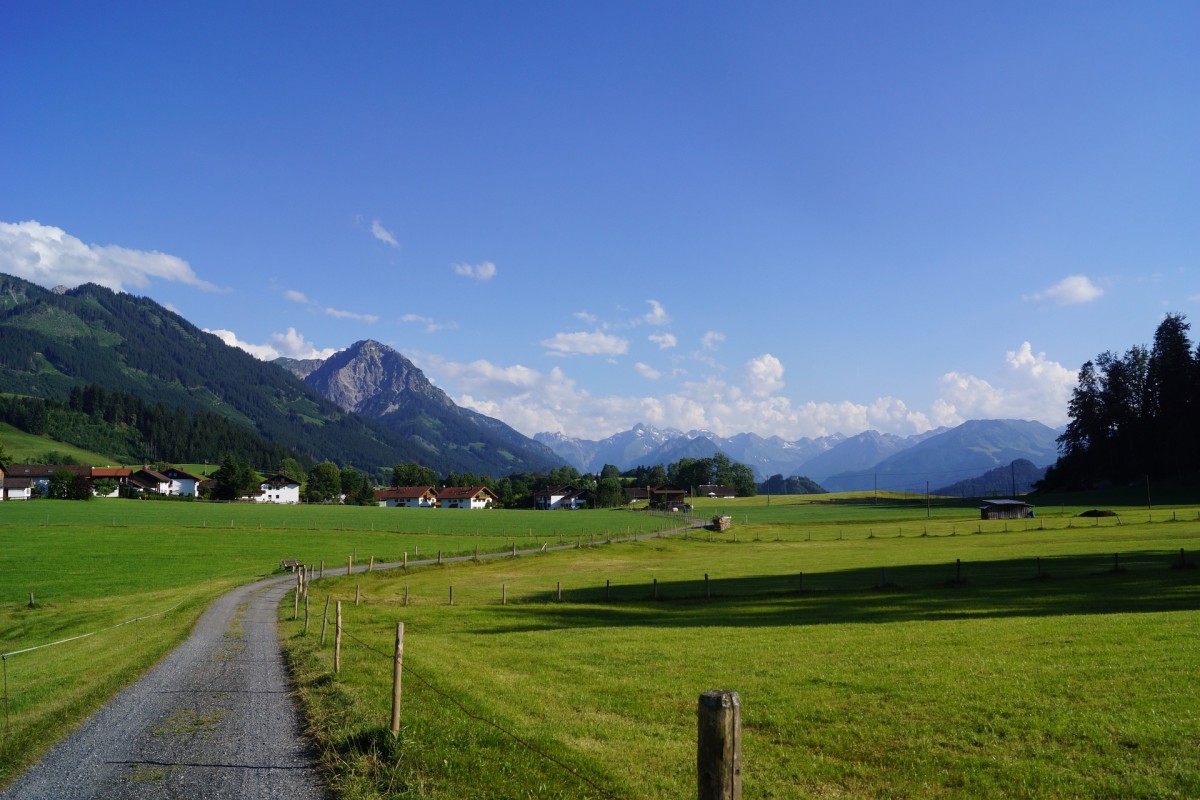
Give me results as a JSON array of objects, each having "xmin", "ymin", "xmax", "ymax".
[{"xmin": 0, "ymin": 575, "xmax": 326, "ymax": 800}]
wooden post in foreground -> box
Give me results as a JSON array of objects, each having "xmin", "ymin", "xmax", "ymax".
[
  {"xmin": 347, "ymin": 555, "xmax": 353, "ymax": 576},
  {"xmin": 334, "ymin": 601, "xmax": 343, "ymax": 674},
  {"xmin": 369, "ymin": 556, "xmax": 375, "ymax": 573},
  {"xmin": 391, "ymin": 622, "xmax": 404, "ymax": 736},
  {"xmin": 320, "ymin": 596, "xmax": 330, "ymax": 646},
  {"xmin": 293, "ymin": 571, "xmax": 301, "ymax": 619},
  {"xmin": 304, "ymin": 592, "xmax": 310, "ymax": 635},
  {"xmin": 698, "ymin": 690, "xmax": 742, "ymax": 800}
]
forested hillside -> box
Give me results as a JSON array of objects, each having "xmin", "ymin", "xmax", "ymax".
[
  {"xmin": 0, "ymin": 275, "xmax": 439, "ymax": 470},
  {"xmin": 0, "ymin": 386, "xmax": 300, "ymax": 470}
]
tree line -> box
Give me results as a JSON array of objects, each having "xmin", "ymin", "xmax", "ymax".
[{"xmin": 1043, "ymin": 313, "xmax": 1199, "ymax": 490}]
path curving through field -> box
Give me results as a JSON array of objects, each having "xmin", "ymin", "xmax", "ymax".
[
  {"xmin": 2, "ymin": 518, "xmax": 703, "ymax": 799},
  {"xmin": 0, "ymin": 574, "xmax": 327, "ymax": 800}
]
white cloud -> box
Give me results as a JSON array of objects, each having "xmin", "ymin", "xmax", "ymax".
[
  {"xmin": 933, "ymin": 342, "xmax": 1074, "ymax": 426},
  {"xmin": 0, "ymin": 219, "xmax": 220, "ymax": 293},
  {"xmin": 205, "ymin": 326, "xmax": 336, "ymax": 361},
  {"xmin": 701, "ymin": 330, "xmax": 726, "ymax": 350},
  {"xmin": 371, "ymin": 219, "xmax": 399, "ymax": 248},
  {"xmin": 1027, "ymin": 274, "xmax": 1103, "ymax": 305},
  {"xmin": 649, "ymin": 332, "xmax": 677, "ymax": 349},
  {"xmin": 325, "ymin": 306, "xmax": 380, "ymax": 323},
  {"xmin": 401, "ymin": 313, "xmax": 458, "ymax": 333},
  {"xmin": 635, "ymin": 362, "xmax": 662, "ymax": 380},
  {"xmin": 642, "ymin": 299, "xmax": 670, "ymax": 326},
  {"xmin": 741, "ymin": 354, "xmax": 784, "ymax": 397},
  {"xmin": 452, "ymin": 261, "xmax": 497, "ymax": 281},
  {"xmin": 574, "ymin": 310, "xmax": 599, "ymax": 324},
  {"xmin": 541, "ymin": 330, "xmax": 630, "ymax": 356},
  {"xmin": 419, "ymin": 342, "xmax": 1073, "ymax": 442},
  {"xmin": 285, "ymin": 289, "xmax": 312, "ymax": 304}
]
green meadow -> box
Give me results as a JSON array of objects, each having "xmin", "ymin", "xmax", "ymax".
[
  {"xmin": 0, "ymin": 501, "xmax": 669, "ymax": 787},
  {"xmin": 280, "ymin": 498, "xmax": 1200, "ymax": 799}
]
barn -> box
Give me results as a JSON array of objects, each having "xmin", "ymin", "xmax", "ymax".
[{"xmin": 978, "ymin": 499, "xmax": 1035, "ymax": 520}]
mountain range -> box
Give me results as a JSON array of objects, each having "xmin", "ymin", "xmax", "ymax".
[
  {"xmin": 536, "ymin": 418, "xmax": 1063, "ymax": 492},
  {"xmin": 0, "ymin": 271, "xmax": 1064, "ymax": 489}
]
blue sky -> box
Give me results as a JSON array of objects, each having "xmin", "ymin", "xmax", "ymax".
[{"xmin": 2, "ymin": 2, "xmax": 1197, "ymax": 441}]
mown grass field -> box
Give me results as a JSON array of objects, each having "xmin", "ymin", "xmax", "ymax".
[
  {"xmin": 281, "ymin": 499, "xmax": 1200, "ymax": 799},
  {"xmin": 0, "ymin": 501, "xmax": 669, "ymax": 787}
]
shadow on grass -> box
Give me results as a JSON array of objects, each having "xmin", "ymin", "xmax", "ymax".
[{"xmin": 480, "ymin": 549, "xmax": 1200, "ymax": 633}]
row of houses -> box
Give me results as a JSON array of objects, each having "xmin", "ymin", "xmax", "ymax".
[
  {"xmin": 0, "ymin": 463, "xmax": 305, "ymax": 504},
  {"xmin": 375, "ymin": 483, "xmax": 694, "ymax": 511},
  {"xmin": 0, "ymin": 464, "xmax": 207, "ymax": 500}
]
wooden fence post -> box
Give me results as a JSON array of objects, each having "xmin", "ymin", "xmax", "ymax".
[
  {"xmin": 334, "ymin": 601, "xmax": 343, "ymax": 674},
  {"xmin": 320, "ymin": 560, "xmax": 324, "ymax": 579},
  {"xmin": 347, "ymin": 555, "xmax": 353, "ymax": 576},
  {"xmin": 369, "ymin": 556, "xmax": 375, "ymax": 573},
  {"xmin": 304, "ymin": 592, "xmax": 310, "ymax": 636},
  {"xmin": 391, "ymin": 622, "xmax": 404, "ymax": 736},
  {"xmin": 355, "ymin": 584, "xmax": 361, "ymax": 606},
  {"xmin": 698, "ymin": 690, "xmax": 742, "ymax": 800},
  {"xmin": 403, "ymin": 552, "xmax": 407, "ymax": 569},
  {"xmin": 502, "ymin": 583, "xmax": 507, "ymax": 605},
  {"xmin": 293, "ymin": 572, "xmax": 301, "ymax": 619},
  {"xmin": 320, "ymin": 596, "xmax": 330, "ymax": 646}
]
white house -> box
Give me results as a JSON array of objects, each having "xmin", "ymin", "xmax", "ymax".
[
  {"xmin": 256, "ymin": 473, "xmax": 302, "ymax": 504},
  {"xmin": 3, "ymin": 477, "xmax": 32, "ymax": 501},
  {"xmin": 437, "ymin": 486, "xmax": 498, "ymax": 509},
  {"xmin": 376, "ymin": 486, "xmax": 437, "ymax": 508},
  {"xmin": 533, "ymin": 485, "xmax": 588, "ymax": 510},
  {"xmin": 161, "ymin": 466, "xmax": 204, "ymax": 497}
]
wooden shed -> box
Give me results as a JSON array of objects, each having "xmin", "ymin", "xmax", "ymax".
[{"xmin": 978, "ymin": 499, "xmax": 1035, "ymax": 520}]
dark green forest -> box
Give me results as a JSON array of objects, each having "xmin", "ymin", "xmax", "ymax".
[
  {"xmin": 0, "ymin": 385, "xmax": 302, "ymax": 470},
  {"xmin": 1042, "ymin": 313, "xmax": 1199, "ymax": 490}
]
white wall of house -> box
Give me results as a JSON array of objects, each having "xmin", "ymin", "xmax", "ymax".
[{"xmin": 257, "ymin": 482, "xmax": 300, "ymax": 504}]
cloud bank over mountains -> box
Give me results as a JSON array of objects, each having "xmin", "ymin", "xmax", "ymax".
[{"xmin": 0, "ymin": 218, "xmax": 1077, "ymax": 441}]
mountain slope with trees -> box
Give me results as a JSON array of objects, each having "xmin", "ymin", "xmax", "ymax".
[{"xmin": 0, "ymin": 274, "xmax": 552, "ymax": 475}]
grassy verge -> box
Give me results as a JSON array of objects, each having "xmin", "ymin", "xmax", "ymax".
[
  {"xmin": 281, "ymin": 513, "xmax": 1200, "ymax": 798},
  {"xmin": 0, "ymin": 502, "xmax": 666, "ymax": 788}
]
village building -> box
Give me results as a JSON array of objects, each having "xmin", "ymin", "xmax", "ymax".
[
  {"xmin": 375, "ymin": 486, "xmax": 438, "ymax": 508},
  {"xmin": 255, "ymin": 473, "xmax": 302, "ymax": 504},
  {"xmin": 160, "ymin": 466, "xmax": 204, "ymax": 496},
  {"xmin": 437, "ymin": 485, "xmax": 498, "ymax": 509},
  {"xmin": 91, "ymin": 467, "xmax": 132, "ymax": 497},
  {"xmin": 533, "ymin": 485, "xmax": 589, "ymax": 510},
  {"xmin": 978, "ymin": 499, "xmax": 1035, "ymax": 520},
  {"xmin": 625, "ymin": 484, "xmax": 689, "ymax": 511},
  {"xmin": 3, "ymin": 476, "xmax": 33, "ymax": 501}
]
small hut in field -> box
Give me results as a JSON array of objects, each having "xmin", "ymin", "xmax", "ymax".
[{"xmin": 978, "ymin": 499, "xmax": 1035, "ymax": 520}]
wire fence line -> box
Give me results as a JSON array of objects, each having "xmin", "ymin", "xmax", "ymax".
[{"xmin": 335, "ymin": 622, "xmax": 623, "ymax": 800}]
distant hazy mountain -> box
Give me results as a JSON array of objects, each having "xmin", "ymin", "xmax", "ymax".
[
  {"xmin": 536, "ymin": 423, "xmax": 844, "ymax": 478},
  {"xmin": 821, "ymin": 419, "xmax": 1061, "ymax": 493},
  {"xmin": 291, "ymin": 340, "xmax": 564, "ymax": 475},
  {"xmin": 933, "ymin": 458, "xmax": 1047, "ymax": 498},
  {"xmin": 796, "ymin": 430, "xmax": 926, "ymax": 484}
]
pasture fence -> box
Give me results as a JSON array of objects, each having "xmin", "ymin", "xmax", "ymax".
[
  {"xmin": 328, "ymin": 607, "xmax": 625, "ymax": 799},
  {"xmin": 335, "ymin": 547, "xmax": 1194, "ymax": 608}
]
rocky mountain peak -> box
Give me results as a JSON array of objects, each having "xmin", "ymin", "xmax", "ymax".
[{"xmin": 305, "ymin": 339, "xmax": 455, "ymax": 416}]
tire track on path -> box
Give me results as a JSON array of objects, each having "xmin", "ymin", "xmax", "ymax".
[{"xmin": 1, "ymin": 575, "xmax": 326, "ymax": 800}]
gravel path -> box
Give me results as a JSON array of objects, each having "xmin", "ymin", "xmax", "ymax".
[
  {"xmin": 2, "ymin": 519, "xmax": 702, "ymax": 799},
  {"xmin": 0, "ymin": 575, "xmax": 327, "ymax": 800}
]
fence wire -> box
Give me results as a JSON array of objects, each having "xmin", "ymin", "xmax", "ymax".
[{"xmin": 338, "ymin": 625, "xmax": 622, "ymax": 800}]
